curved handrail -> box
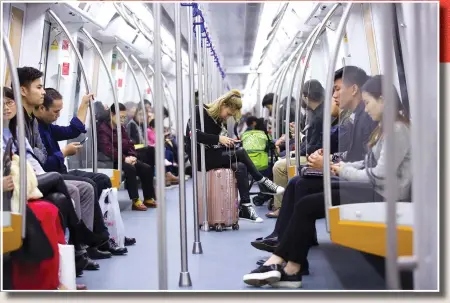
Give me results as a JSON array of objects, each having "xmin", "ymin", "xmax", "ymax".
[
  {"xmin": 47, "ymin": 9, "xmax": 97, "ymax": 172},
  {"xmin": 284, "ymin": 25, "xmax": 322, "ymax": 174},
  {"xmin": 270, "ymin": 62, "xmax": 289, "ymax": 137},
  {"xmin": 3, "ymin": 35, "xmax": 27, "ymax": 237},
  {"xmin": 292, "ymin": 4, "xmax": 341, "ymax": 170},
  {"xmin": 114, "ymin": 45, "xmax": 148, "ymax": 146},
  {"xmin": 79, "ymin": 28, "xmax": 122, "ymax": 183},
  {"xmin": 322, "ymin": 3, "xmax": 353, "ymax": 232}
]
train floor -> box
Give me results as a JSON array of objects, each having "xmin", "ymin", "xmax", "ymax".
[{"xmin": 77, "ymin": 180, "xmax": 386, "ymax": 290}]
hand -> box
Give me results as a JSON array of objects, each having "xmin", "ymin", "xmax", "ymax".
[
  {"xmin": 307, "ymin": 151, "xmax": 327, "ymax": 170},
  {"xmin": 275, "ymin": 135, "xmax": 286, "ymax": 146},
  {"xmin": 63, "ymin": 143, "xmax": 82, "ymax": 157},
  {"xmin": 289, "ymin": 122, "xmax": 295, "ymax": 134},
  {"xmin": 330, "ymin": 163, "xmax": 342, "ymax": 176},
  {"xmin": 81, "ymin": 93, "xmax": 94, "ymax": 106},
  {"xmin": 125, "ymin": 156, "xmax": 137, "ymax": 165},
  {"xmin": 3, "ymin": 176, "xmax": 14, "ymax": 192},
  {"xmin": 219, "ymin": 136, "xmax": 235, "ymax": 147}
]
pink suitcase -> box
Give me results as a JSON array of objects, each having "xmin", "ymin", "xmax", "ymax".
[{"xmin": 197, "ymin": 168, "xmax": 240, "ymax": 232}]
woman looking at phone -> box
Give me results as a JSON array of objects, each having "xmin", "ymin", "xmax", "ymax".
[{"xmin": 185, "ymin": 89, "xmax": 285, "ymax": 223}]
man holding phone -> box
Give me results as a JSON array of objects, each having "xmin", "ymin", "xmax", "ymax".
[{"xmin": 36, "ymin": 88, "xmax": 135, "ymax": 256}]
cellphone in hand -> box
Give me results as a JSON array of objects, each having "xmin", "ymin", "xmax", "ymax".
[{"xmin": 80, "ymin": 137, "xmax": 89, "ymax": 145}]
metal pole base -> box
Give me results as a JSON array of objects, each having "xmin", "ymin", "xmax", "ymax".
[
  {"xmin": 201, "ymin": 221, "xmax": 210, "ymax": 231},
  {"xmin": 192, "ymin": 241, "xmax": 203, "ymax": 254},
  {"xmin": 178, "ymin": 271, "xmax": 192, "ymax": 287}
]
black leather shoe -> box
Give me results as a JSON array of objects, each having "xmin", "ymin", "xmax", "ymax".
[
  {"xmin": 87, "ymin": 247, "xmax": 112, "ymax": 260},
  {"xmin": 125, "ymin": 237, "xmax": 136, "ymax": 246},
  {"xmin": 99, "ymin": 239, "xmax": 128, "ymax": 256},
  {"xmin": 85, "ymin": 257, "xmax": 100, "ymax": 270}
]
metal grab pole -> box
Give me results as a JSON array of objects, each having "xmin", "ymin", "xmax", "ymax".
[
  {"xmin": 196, "ymin": 16, "xmax": 209, "ymax": 232},
  {"xmin": 3, "ymin": 36, "xmax": 27, "ymax": 237},
  {"xmin": 114, "ymin": 46, "xmax": 148, "ymax": 146},
  {"xmin": 322, "ymin": 3, "xmax": 353, "ymax": 232},
  {"xmin": 379, "ymin": 3, "xmax": 400, "ymax": 290},
  {"xmin": 186, "ymin": 5, "xmax": 203, "ymax": 255},
  {"xmin": 272, "ymin": 63, "xmax": 289, "ymax": 139},
  {"xmin": 292, "ymin": 4, "xmax": 340, "ymax": 171},
  {"xmin": 153, "ymin": 3, "xmax": 168, "ymax": 290},
  {"xmin": 175, "ymin": 3, "xmax": 192, "ymax": 287},
  {"xmin": 80, "ymin": 28, "xmax": 122, "ymax": 183},
  {"xmin": 47, "ymin": 10, "xmax": 97, "ymax": 173}
]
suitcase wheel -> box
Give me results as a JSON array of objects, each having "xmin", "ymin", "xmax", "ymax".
[
  {"xmin": 215, "ymin": 224, "xmax": 223, "ymax": 232},
  {"xmin": 232, "ymin": 223, "xmax": 239, "ymax": 231}
]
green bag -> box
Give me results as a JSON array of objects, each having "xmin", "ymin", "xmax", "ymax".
[{"xmin": 241, "ymin": 130, "xmax": 269, "ymax": 171}]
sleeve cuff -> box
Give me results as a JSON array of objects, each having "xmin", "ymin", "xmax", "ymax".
[{"xmin": 70, "ymin": 117, "xmax": 87, "ymax": 133}]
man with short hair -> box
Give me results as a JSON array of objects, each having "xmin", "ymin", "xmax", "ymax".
[
  {"xmin": 35, "ymin": 87, "xmax": 135, "ymax": 255},
  {"xmin": 16, "ymin": 66, "xmax": 105, "ymax": 275}
]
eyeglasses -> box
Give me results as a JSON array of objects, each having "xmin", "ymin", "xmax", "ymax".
[{"xmin": 3, "ymin": 100, "xmax": 15, "ymax": 107}]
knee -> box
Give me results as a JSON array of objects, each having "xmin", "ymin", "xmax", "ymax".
[
  {"xmin": 273, "ymin": 159, "xmax": 287, "ymax": 174},
  {"xmin": 234, "ymin": 162, "xmax": 247, "ymax": 174},
  {"xmin": 98, "ymin": 174, "xmax": 112, "ymax": 187}
]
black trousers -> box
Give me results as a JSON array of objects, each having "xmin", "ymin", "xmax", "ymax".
[
  {"xmin": 217, "ymin": 148, "xmax": 265, "ymax": 204},
  {"xmin": 273, "ymin": 176, "xmax": 383, "ymax": 265},
  {"xmin": 63, "ymin": 170, "xmax": 112, "ymax": 238},
  {"xmin": 116, "ymin": 146, "xmax": 156, "ymax": 201}
]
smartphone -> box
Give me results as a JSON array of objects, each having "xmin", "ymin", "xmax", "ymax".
[{"xmin": 80, "ymin": 137, "xmax": 89, "ymax": 145}]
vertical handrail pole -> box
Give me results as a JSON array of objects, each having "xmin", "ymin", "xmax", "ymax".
[
  {"xmin": 175, "ymin": 3, "xmax": 192, "ymax": 287},
  {"xmin": 186, "ymin": 4, "xmax": 203, "ymax": 254},
  {"xmin": 196, "ymin": 14, "xmax": 209, "ymax": 232},
  {"xmin": 153, "ymin": 3, "xmax": 168, "ymax": 290},
  {"xmin": 380, "ymin": 3, "xmax": 400, "ymax": 290}
]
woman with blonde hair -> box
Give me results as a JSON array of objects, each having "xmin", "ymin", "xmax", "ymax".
[{"xmin": 185, "ymin": 89, "xmax": 285, "ymax": 223}]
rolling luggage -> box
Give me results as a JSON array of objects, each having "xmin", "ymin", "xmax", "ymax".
[{"xmin": 197, "ymin": 168, "xmax": 239, "ymax": 232}]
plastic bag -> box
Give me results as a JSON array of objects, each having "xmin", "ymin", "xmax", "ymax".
[{"xmin": 98, "ymin": 188, "xmax": 125, "ymax": 248}]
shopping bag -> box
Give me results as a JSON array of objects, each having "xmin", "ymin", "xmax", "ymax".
[
  {"xmin": 98, "ymin": 188, "xmax": 125, "ymax": 248},
  {"xmin": 58, "ymin": 244, "xmax": 76, "ymax": 290}
]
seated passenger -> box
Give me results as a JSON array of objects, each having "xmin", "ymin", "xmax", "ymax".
[
  {"xmin": 16, "ymin": 67, "xmax": 111, "ymax": 262},
  {"xmin": 147, "ymin": 118, "xmax": 156, "ymax": 146},
  {"xmin": 97, "ymin": 103, "xmax": 157, "ymax": 211},
  {"xmin": 126, "ymin": 104, "xmax": 146, "ymax": 145},
  {"xmin": 35, "ymin": 88, "xmax": 135, "ymax": 252},
  {"xmin": 185, "ymin": 89, "xmax": 285, "ymax": 223},
  {"xmin": 267, "ymin": 68, "xmax": 376, "ymax": 217},
  {"xmin": 2, "ymin": 87, "xmax": 99, "ymax": 283},
  {"xmin": 243, "ymin": 74, "xmax": 412, "ymax": 288}
]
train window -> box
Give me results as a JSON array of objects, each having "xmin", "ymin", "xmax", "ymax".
[{"xmin": 40, "ymin": 20, "xmax": 51, "ymax": 84}]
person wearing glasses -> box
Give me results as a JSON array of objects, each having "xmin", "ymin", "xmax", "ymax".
[{"xmin": 97, "ymin": 103, "xmax": 157, "ymax": 212}]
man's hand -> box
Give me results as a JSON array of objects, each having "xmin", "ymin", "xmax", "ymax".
[
  {"xmin": 62, "ymin": 143, "xmax": 82, "ymax": 157},
  {"xmin": 125, "ymin": 156, "xmax": 137, "ymax": 165},
  {"xmin": 81, "ymin": 93, "xmax": 94, "ymax": 106}
]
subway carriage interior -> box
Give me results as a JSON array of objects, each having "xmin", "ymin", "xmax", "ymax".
[{"xmin": 1, "ymin": 1, "xmax": 439, "ymax": 291}]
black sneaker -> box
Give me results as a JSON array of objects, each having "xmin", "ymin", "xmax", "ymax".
[
  {"xmin": 243, "ymin": 264, "xmax": 283, "ymax": 287},
  {"xmin": 239, "ymin": 204, "xmax": 263, "ymax": 223},
  {"xmin": 258, "ymin": 178, "xmax": 285, "ymax": 195},
  {"xmin": 250, "ymin": 237, "xmax": 279, "ymax": 252},
  {"xmin": 256, "ymin": 259, "xmax": 310, "ymax": 276},
  {"xmin": 270, "ymin": 268, "xmax": 303, "ymax": 288}
]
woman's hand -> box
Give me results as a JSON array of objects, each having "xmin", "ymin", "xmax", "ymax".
[
  {"xmin": 125, "ymin": 156, "xmax": 137, "ymax": 165},
  {"xmin": 219, "ymin": 136, "xmax": 236, "ymax": 147},
  {"xmin": 3, "ymin": 176, "xmax": 14, "ymax": 192}
]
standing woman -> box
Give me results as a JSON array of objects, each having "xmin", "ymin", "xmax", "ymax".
[{"xmin": 185, "ymin": 89, "xmax": 285, "ymax": 224}]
